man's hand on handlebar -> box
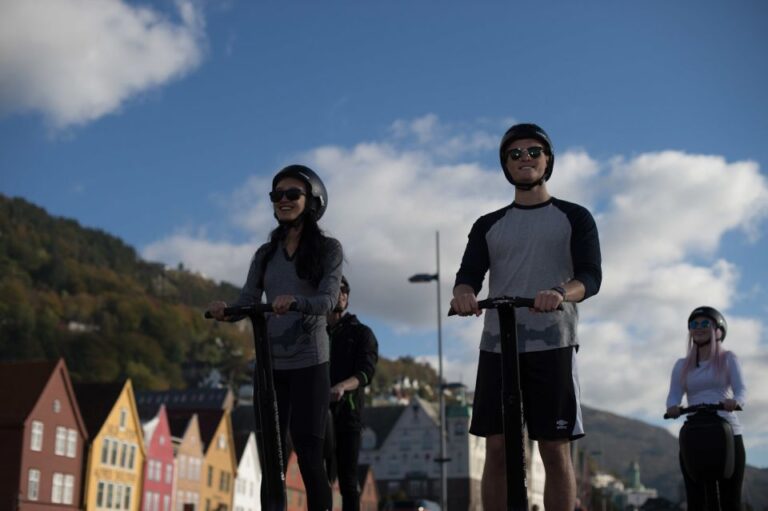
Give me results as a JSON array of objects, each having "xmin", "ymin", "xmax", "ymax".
[
  {"xmin": 207, "ymin": 301, "xmax": 228, "ymax": 321},
  {"xmin": 722, "ymin": 399, "xmax": 739, "ymax": 412},
  {"xmin": 666, "ymin": 405, "xmax": 681, "ymax": 419},
  {"xmin": 450, "ymin": 288, "xmax": 482, "ymax": 317},
  {"xmin": 533, "ymin": 289, "xmax": 564, "ymax": 312}
]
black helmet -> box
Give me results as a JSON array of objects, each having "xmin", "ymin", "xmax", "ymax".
[
  {"xmin": 499, "ymin": 123, "xmax": 555, "ymax": 190},
  {"xmin": 688, "ymin": 306, "xmax": 727, "ymax": 342},
  {"xmin": 272, "ymin": 164, "xmax": 328, "ymax": 221}
]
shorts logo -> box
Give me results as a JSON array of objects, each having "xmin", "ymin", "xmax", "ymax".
[{"xmin": 555, "ymin": 419, "xmax": 569, "ymax": 430}]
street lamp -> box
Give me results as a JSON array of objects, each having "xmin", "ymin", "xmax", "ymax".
[{"xmin": 408, "ymin": 231, "xmax": 448, "ymax": 511}]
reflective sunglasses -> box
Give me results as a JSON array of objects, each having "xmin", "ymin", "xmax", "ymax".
[
  {"xmin": 504, "ymin": 146, "xmax": 547, "ymax": 161},
  {"xmin": 269, "ymin": 188, "xmax": 305, "ymax": 202},
  {"xmin": 688, "ymin": 319, "xmax": 712, "ymax": 329}
]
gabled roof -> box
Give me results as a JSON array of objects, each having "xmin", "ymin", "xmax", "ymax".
[
  {"xmin": 73, "ymin": 382, "xmax": 126, "ymax": 437},
  {"xmin": 0, "ymin": 359, "xmax": 59, "ymax": 426},
  {"xmin": 361, "ymin": 405, "xmax": 405, "ymax": 449},
  {"xmin": 168, "ymin": 413, "xmax": 196, "ymax": 440},
  {"xmin": 135, "ymin": 388, "xmax": 234, "ymax": 420},
  {"xmin": 166, "ymin": 408, "xmax": 225, "ymax": 451},
  {"xmin": 233, "ymin": 430, "xmax": 253, "ymax": 462}
]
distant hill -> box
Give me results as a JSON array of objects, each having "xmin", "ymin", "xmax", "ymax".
[
  {"xmin": 580, "ymin": 405, "xmax": 768, "ymax": 508},
  {"xmin": 0, "ymin": 194, "xmax": 250, "ymax": 389}
]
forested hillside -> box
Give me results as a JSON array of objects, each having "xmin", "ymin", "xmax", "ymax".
[{"xmin": 0, "ymin": 195, "xmax": 250, "ymax": 389}]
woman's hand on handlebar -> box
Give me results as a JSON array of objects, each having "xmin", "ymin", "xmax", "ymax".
[
  {"xmin": 533, "ymin": 289, "xmax": 564, "ymax": 312},
  {"xmin": 666, "ymin": 405, "xmax": 681, "ymax": 419},
  {"xmin": 722, "ymin": 399, "xmax": 739, "ymax": 412},
  {"xmin": 207, "ymin": 301, "xmax": 228, "ymax": 321},
  {"xmin": 272, "ymin": 295, "xmax": 297, "ymax": 315},
  {"xmin": 450, "ymin": 288, "xmax": 482, "ymax": 317}
]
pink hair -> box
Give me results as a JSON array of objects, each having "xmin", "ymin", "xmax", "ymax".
[{"xmin": 680, "ymin": 326, "xmax": 728, "ymax": 389}]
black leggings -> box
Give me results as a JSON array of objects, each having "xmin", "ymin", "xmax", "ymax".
[
  {"xmin": 274, "ymin": 363, "xmax": 332, "ymax": 511},
  {"xmin": 681, "ymin": 434, "xmax": 745, "ymax": 510},
  {"xmin": 334, "ymin": 429, "xmax": 362, "ymax": 511}
]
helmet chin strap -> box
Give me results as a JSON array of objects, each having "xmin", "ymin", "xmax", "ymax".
[{"xmin": 511, "ymin": 175, "xmax": 547, "ymax": 191}]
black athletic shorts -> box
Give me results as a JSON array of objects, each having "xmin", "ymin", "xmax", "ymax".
[{"xmin": 469, "ymin": 346, "xmax": 584, "ymax": 441}]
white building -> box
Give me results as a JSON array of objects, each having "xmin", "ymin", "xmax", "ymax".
[
  {"xmin": 233, "ymin": 431, "xmax": 261, "ymax": 511},
  {"xmin": 360, "ymin": 395, "xmax": 545, "ymax": 511}
]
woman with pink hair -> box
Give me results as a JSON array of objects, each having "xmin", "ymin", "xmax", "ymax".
[{"xmin": 666, "ymin": 306, "xmax": 747, "ymax": 510}]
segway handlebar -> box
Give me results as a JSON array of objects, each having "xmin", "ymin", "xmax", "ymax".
[
  {"xmin": 204, "ymin": 303, "xmax": 297, "ymax": 319},
  {"xmin": 664, "ymin": 402, "xmax": 743, "ymax": 420},
  {"xmin": 448, "ymin": 295, "xmax": 564, "ymax": 316}
]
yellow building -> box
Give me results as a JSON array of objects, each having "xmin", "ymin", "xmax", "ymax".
[
  {"xmin": 74, "ymin": 380, "xmax": 146, "ymax": 511},
  {"xmin": 168, "ymin": 409, "xmax": 236, "ymax": 511}
]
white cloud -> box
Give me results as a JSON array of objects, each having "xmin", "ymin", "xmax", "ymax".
[
  {"xmin": 142, "ymin": 115, "xmax": 768, "ymax": 463},
  {"xmin": 0, "ymin": 0, "xmax": 206, "ymax": 128}
]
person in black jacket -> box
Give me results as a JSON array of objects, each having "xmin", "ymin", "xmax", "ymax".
[{"xmin": 327, "ymin": 276, "xmax": 378, "ymax": 511}]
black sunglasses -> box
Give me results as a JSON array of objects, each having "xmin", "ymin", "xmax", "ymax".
[
  {"xmin": 504, "ymin": 146, "xmax": 547, "ymax": 161},
  {"xmin": 269, "ymin": 188, "xmax": 306, "ymax": 202},
  {"xmin": 689, "ymin": 319, "xmax": 712, "ymax": 330}
]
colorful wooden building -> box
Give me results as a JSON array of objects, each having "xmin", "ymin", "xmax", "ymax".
[
  {"xmin": 232, "ymin": 431, "xmax": 260, "ymax": 511},
  {"xmin": 74, "ymin": 380, "xmax": 146, "ymax": 511},
  {"xmin": 141, "ymin": 405, "xmax": 175, "ymax": 511},
  {"xmin": 168, "ymin": 413, "xmax": 204, "ymax": 511},
  {"xmin": 0, "ymin": 358, "xmax": 88, "ymax": 511},
  {"xmin": 168, "ymin": 409, "xmax": 236, "ymax": 511}
]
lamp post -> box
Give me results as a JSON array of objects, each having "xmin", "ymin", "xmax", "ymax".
[{"xmin": 408, "ymin": 231, "xmax": 448, "ymax": 511}]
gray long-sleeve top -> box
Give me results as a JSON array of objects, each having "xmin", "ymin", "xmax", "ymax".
[{"xmin": 233, "ymin": 237, "xmax": 344, "ymax": 370}]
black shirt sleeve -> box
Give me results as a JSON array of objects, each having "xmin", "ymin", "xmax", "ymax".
[
  {"xmin": 352, "ymin": 325, "xmax": 378, "ymax": 387},
  {"xmin": 454, "ymin": 208, "xmax": 509, "ymax": 293},
  {"xmin": 560, "ymin": 201, "xmax": 602, "ymax": 299}
]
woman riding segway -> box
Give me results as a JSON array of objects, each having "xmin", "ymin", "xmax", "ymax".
[
  {"xmin": 665, "ymin": 306, "xmax": 747, "ymax": 510},
  {"xmin": 209, "ymin": 164, "xmax": 343, "ymax": 511}
]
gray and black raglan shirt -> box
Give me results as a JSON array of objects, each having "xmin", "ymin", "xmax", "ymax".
[
  {"xmin": 233, "ymin": 237, "xmax": 343, "ymax": 370},
  {"xmin": 455, "ymin": 198, "xmax": 602, "ymax": 354}
]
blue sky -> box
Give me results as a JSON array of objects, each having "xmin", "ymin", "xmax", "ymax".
[{"xmin": 2, "ymin": 0, "xmax": 767, "ymax": 468}]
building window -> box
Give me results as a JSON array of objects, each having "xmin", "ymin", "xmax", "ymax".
[
  {"xmin": 218, "ymin": 434, "xmax": 226, "ymax": 450},
  {"xmin": 53, "ymin": 399, "xmax": 61, "ymax": 413},
  {"xmin": 119, "ymin": 408, "xmax": 127, "ymax": 430},
  {"xmin": 115, "ymin": 484, "xmax": 124, "ymax": 510},
  {"xmin": 66, "ymin": 429, "xmax": 78, "ymax": 457},
  {"xmin": 166, "ymin": 463, "xmax": 173, "ymax": 484},
  {"xmin": 51, "ymin": 472, "xmax": 64, "ymax": 504},
  {"xmin": 124, "ymin": 486, "xmax": 132, "ymax": 510},
  {"xmin": 55, "ymin": 426, "xmax": 67, "ymax": 456},
  {"xmin": 164, "ymin": 495, "xmax": 171, "ymax": 511},
  {"xmin": 106, "ymin": 483, "xmax": 114, "ymax": 508},
  {"xmin": 30, "ymin": 421, "xmax": 44, "ymax": 451},
  {"xmin": 27, "ymin": 469, "xmax": 40, "ymax": 501},
  {"xmin": 207, "ymin": 466, "xmax": 213, "ymax": 487},
  {"xmin": 128, "ymin": 445, "xmax": 136, "ymax": 469},
  {"xmin": 97, "ymin": 481, "xmax": 106, "ymax": 507},
  {"xmin": 110, "ymin": 440, "xmax": 118, "ymax": 465},
  {"xmin": 63, "ymin": 474, "xmax": 75, "ymax": 505},
  {"xmin": 120, "ymin": 442, "xmax": 128, "ymax": 467},
  {"xmin": 179, "ymin": 455, "xmax": 187, "ymax": 479},
  {"xmin": 101, "ymin": 438, "xmax": 110, "ymax": 464}
]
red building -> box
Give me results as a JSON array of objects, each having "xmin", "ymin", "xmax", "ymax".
[
  {"xmin": 0, "ymin": 358, "xmax": 88, "ymax": 511},
  {"xmin": 140, "ymin": 405, "xmax": 175, "ymax": 511}
]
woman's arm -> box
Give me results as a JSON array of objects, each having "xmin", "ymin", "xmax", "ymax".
[{"xmin": 293, "ymin": 238, "xmax": 343, "ymax": 315}]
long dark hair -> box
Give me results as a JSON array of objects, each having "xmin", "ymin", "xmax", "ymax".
[{"xmin": 261, "ymin": 215, "xmax": 328, "ymax": 287}]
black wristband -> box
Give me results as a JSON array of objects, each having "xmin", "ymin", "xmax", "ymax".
[{"xmin": 551, "ymin": 286, "xmax": 566, "ymax": 299}]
